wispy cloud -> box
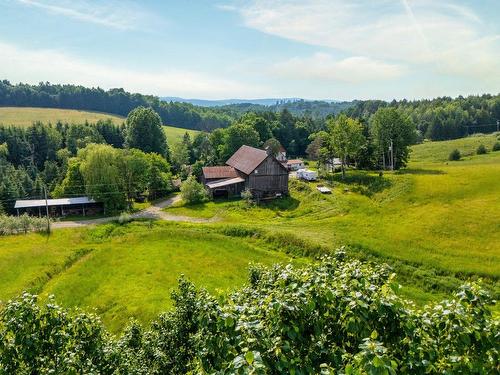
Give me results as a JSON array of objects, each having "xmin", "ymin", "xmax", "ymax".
[
  {"xmin": 15, "ymin": 0, "xmax": 156, "ymax": 30},
  {"xmin": 0, "ymin": 41, "xmax": 269, "ymax": 98},
  {"xmin": 225, "ymin": 0, "xmax": 500, "ymax": 83},
  {"xmin": 273, "ymin": 53, "xmax": 406, "ymax": 83}
]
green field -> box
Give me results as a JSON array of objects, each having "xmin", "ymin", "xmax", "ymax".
[
  {"xmin": 0, "ymin": 221, "xmax": 296, "ymax": 332},
  {"xmin": 0, "ymin": 106, "xmax": 199, "ymax": 144},
  {"xmin": 0, "ymin": 106, "xmax": 125, "ymax": 126},
  {"xmin": 166, "ymin": 133, "xmax": 500, "ymax": 300},
  {"xmin": 1, "ymin": 133, "xmax": 498, "ymax": 330}
]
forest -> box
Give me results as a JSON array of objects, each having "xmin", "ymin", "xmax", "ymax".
[
  {"xmin": 1, "ymin": 80, "xmax": 499, "ymax": 141},
  {"xmin": 0, "ymin": 80, "xmax": 232, "ymax": 131}
]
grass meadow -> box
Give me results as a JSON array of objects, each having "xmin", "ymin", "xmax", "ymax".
[
  {"xmin": 0, "ymin": 106, "xmax": 199, "ymax": 145},
  {"xmin": 0, "ymin": 221, "xmax": 297, "ymax": 332},
  {"xmin": 166, "ymin": 133, "xmax": 500, "ymax": 303},
  {"xmin": 0, "ymin": 133, "xmax": 498, "ymax": 330}
]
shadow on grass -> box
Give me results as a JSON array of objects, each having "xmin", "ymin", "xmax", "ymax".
[
  {"xmin": 396, "ymin": 168, "xmax": 445, "ymax": 175},
  {"xmin": 260, "ymin": 196, "xmax": 300, "ymax": 211},
  {"xmin": 328, "ymin": 171, "xmax": 392, "ymax": 197}
]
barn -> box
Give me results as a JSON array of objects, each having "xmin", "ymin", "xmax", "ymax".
[{"xmin": 202, "ymin": 145, "xmax": 288, "ymax": 199}]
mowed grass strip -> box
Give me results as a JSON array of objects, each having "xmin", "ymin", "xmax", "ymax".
[
  {"xmin": 0, "ymin": 229, "xmax": 88, "ymax": 302},
  {"xmin": 35, "ymin": 222, "xmax": 294, "ymax": 332}
]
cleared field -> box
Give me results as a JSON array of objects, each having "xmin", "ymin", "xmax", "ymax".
[
  {"xmin": 162, "ymin": 124, "xmax": 200, "ymax": 144},
  {"xmin": 0, "ymin": 106, "xmax": 199, "ymax": 144},
  {"xmin": 166, "ymin": 134, "xmax": 500, "ymax": 301},
  {"xmin": 0, "ymin": 221, "xmax": 296, "ymax": 332},
  {"xmin": 0, "ymin": 106, "xmax": 125, "ymax": 126}
]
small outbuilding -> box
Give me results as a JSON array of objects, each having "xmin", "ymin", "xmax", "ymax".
[
  {"xmin": 287, "ymin": 159, "xmax": 305, "ymax": 171},
  {"xmin": 14, "ymin": 196, "xmax": 103, "ymax": 217}
]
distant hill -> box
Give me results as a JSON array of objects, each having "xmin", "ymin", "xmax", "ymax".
[{"xmin": 161, "ymin": 97, "xmax": 304, "ymax": 107}]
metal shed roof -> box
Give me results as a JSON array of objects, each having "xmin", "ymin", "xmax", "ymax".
[
  {"xmin": 226, "ymin": 145, "xmax": 268, "ymax": 175},
  {"xmin": 206, "ymin": 177, "xmax": 245, "ymax": 189},
  {"xmin": 14, "ymin": 197, "xmax": 95, "ymax": 209}
]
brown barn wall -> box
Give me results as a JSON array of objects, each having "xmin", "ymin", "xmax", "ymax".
[{"xmin": 247, "ymin": 156, "xmax": 288, "ymax": 195}]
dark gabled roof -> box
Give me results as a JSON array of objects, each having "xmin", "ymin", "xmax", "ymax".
[
  {"xmin": 226, "ymin": 145, "xmax": 268, "ymax": 175},
  {"xmin": 202, "ymin": 166, "xmax": 239, "ymax": 180}
]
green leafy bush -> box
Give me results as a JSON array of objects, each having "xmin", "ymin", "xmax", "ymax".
[
  {"xmin": 448, "ymin": 148, "xmax": 461, "ymax": 161},
  {"xmin": 180, "ymin": 175, "xmax": 208, "ymax": 204},
  {"xmin": 476, "ymin": 144, "xmax": 487, "ymax": 154},
  {"xmin": 492, "ymin": 142, "xmax": 500, "ymax": 152},
  {"xmin": 1, "ymin": 253, "xmax": 498, "ymax": 374}
]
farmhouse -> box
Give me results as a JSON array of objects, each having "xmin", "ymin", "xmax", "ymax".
[
  {"xmin": 202, "ymin": 145, "xmax": 288, "ymax": 199},
  {"xmin": 263, "ymin": 139, "xmax": 287, "ymax": 162},
  {"xmin": 286, "ymin": 159, "xmax": 305, "ymax": 171},
  {"xmin": 14, "ymin": 196, "xmax": 103, "ymax": 217}
]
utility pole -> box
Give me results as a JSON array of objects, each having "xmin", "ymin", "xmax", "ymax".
[
  {"xmin": 43, "ymin": 186, "xmax": 50, "ymax": 233},
  {"xmin": 389, "ymin": 139, "xmax": 394, "ymax": 171}
]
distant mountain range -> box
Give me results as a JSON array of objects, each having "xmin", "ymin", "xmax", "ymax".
[{"xmin": 160, "ymin": 97, "xmax": 328, "ymax": 107}]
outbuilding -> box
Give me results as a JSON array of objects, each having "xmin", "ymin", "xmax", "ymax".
[
  {"xmin": 14, "ymin": 196, "xmax": 103, "ymax": 217},
  {"xmin": 287, "ymin": 159, "xmax": 305, "ymax": 171}
]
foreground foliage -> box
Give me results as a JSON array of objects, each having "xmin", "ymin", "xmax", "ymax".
[{"xmin": 1, "ymin": 252, "xmax": 498, "ymax": 374}]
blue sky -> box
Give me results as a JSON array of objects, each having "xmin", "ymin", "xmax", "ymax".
[{"xmin": 1, "ymin": 0, "xmax": 499, "ymax": 100}]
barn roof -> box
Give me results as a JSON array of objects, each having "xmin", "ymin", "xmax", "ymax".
[
  {"xmin": 287, "ymin": 159, "xmax": 304, "ymax": 165},
  {"xmin": 15, "ymin": 196, "xmax": 95, "ymax": 209},
  {"xmin": 226, "ymin": 145, "xmax": 268, "ymax": 175},
  {"xmin": 202, "ymin": 166, "xmax": 238, "ymax": 180}
]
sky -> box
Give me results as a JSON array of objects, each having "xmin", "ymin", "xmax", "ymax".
[{"xmin": 0, "ymin": 0, "xmax": 499, "ymax": 100}]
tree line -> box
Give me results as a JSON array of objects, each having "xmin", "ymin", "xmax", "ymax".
[
  {"xmin": 2, "ymin": 80, "xmax": 498, "ymax": 142},
  {"xmin": 0, "ymin": 252, "xmax": 497, "ymax": 373},
  {"xmin": 0, "ymin": 80, "xmax": 232, "ymax": 131},
  {"xmin": 0, "ymin": 107, "xmax": 174, "ymax": 213},
  {"xmin": 346, "ymin": 94, "xmax": 500, "ymax": 141}
]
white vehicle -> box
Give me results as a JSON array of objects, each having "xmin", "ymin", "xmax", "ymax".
[{"xmin": 296, "ymin": 168, "xmax": 318, "ymax": 181}]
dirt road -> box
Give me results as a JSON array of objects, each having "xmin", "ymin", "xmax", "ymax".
[{"xmin": 52, "ymin": 195, "xmax": 214, "ymax": 229}]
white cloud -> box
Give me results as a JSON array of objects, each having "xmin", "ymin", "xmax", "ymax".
[
  {"xmin": 15, "ymin": 0, "xmax": 156, "ymax": 30},
  {"xmin": 0, "ymin": 41, "xmax": 268, "ymax": 99},
  {"xmin": 227, "ymin": 0, "xmax": 500, "ymax": 82},
  {"xmin": 273, "ymin": 53, "xmax": 406, "ymax": 83}
]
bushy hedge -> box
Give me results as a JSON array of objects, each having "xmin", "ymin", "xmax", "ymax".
[
  {"xmin": 0, "ymin": 252, "xmax": 498, "ymax": 374},
  {"xmin": 0, "ymin": 214, "xmax": 49, "ymax": 236},
  {"xmin": 448, "ymin": 148, "xmax": 461, "ymax": 161}
]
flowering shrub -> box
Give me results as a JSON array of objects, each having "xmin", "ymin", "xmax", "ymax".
[
  {"xmin": 0, "ymin": 251, "xmax": 498, "ymax": 374},
  {"xmin": 0, "ymin": 214, "xmax": 48, "ymax": 236}
]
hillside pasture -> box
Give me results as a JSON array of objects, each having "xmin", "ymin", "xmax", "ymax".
[
  {"xmin": 0, "ymin": 106, "xmax": 125, "ymax": 126},
  {"xmin": 0, "ymin": 221, "xmax": 296, "ymax": 332},
  {"xmin": 166, "ymin": 134, "xmax": 500, "ymax": 302},
  {"xmin": 0, "ymin": 106, "xmax": 199, "ymax": 145}
]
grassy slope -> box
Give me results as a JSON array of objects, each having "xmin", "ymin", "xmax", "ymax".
[
  {"xmin": 0, "ymin": 106, "xmax": 199, "ymax": 145},
  {"xmin": 166, "ymin": 134, "xmax": 500, "ymax": 299},
  {"xmin": 0, "ymin": 221, "xmax": 296, "ymax": 332},
  {"xmin": 0, "ymin": 106, "xmax": 125, "ymax": 126}
]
